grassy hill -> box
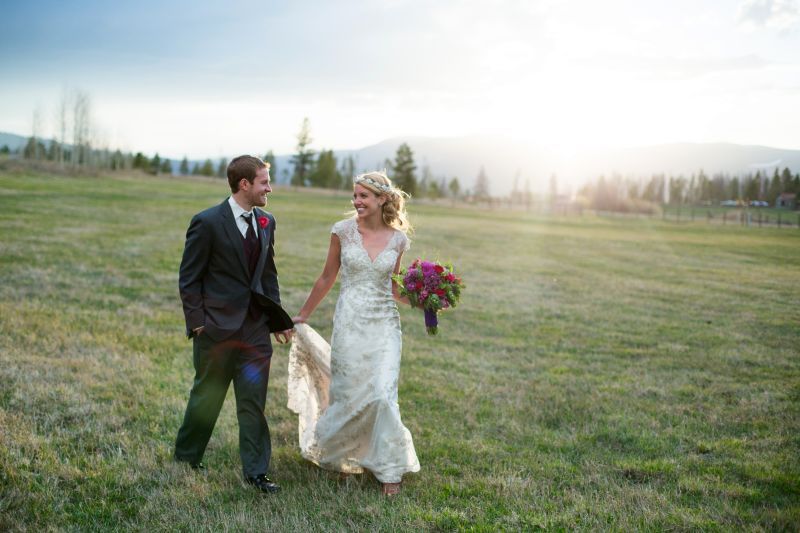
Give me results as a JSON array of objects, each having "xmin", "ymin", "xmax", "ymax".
[{"xmin": 0, "ymin": 169, "xmax": 798, "ymax": 530}]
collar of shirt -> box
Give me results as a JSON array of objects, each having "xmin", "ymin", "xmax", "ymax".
[{"xmin": 228, "ymin": 196, "xmax": 255, "ymax": 237}]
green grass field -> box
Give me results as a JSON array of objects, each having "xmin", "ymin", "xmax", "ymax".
[{"xmin": 1, "ymin": 169, "xmax": 798, "ymax": 531}]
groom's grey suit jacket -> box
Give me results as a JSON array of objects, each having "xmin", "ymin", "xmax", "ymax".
[{"xmin": 178, "ymin": 199, "xmax": 293, "ymax": 342}]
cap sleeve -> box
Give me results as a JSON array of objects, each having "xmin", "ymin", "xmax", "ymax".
[
  {"xmin": 331, "ymin": 219, "xmax": 346, "ymax": 236},
  {"xmin": 396, "ymin": 231, "xmax": 410, "ymax": 253}
]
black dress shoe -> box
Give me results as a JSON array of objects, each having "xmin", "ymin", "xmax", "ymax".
[
  {"xmin": 246, "ymin": 474, "xmax": 281, "ymax": 494},
  {"xmin": 174, "ymin": 457, "xmax": 207, "ymax": 471}
]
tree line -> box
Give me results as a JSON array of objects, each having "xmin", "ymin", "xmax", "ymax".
[
  {"xmin": 9, "ymin": 98, "xmax": 475, "ymax": 199},
  {"xmin": 286, "ymin": 117, "xmax": 466, "ymax": 201},
  {"xmin": 3, "ymin": 90, "xmax": 548, "ymax": 205},
  {"xmin": 10, "ymin": 91, "xmax": 797, "ymax": 211},
  {"xmin": 576, "ymin": 169, "xmax": 800, "ymax": 213}
]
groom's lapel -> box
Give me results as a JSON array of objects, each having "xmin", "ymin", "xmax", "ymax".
[
  {"xmin": 251, "ymin": 208, "xmax": 270, "ymax": 286},
  {"xmin": 219, "ymin": 200, "xmax": 249, "ymax": 278}
]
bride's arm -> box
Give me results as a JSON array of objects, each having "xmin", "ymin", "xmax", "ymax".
[
  {"xmin": 392, "ymin": 252, "xmax": 410, "ymax": 306},
  {"xmin": 293, "ymin": 234, "xmax": 341, "ymax": 323}
]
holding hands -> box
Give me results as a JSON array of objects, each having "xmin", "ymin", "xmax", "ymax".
[{"xmin": 274, "ymin": 329, "xmax": 293, "ymax": 344}]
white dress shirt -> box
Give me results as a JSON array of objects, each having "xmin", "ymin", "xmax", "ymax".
[{"xmin": 228, "ymin": 196, "xmax": 257, "ymax": 238}]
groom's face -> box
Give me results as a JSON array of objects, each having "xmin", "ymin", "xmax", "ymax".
[{"xmin": 242, "ymin": 167, "xmax": 272, "ymax": 208}]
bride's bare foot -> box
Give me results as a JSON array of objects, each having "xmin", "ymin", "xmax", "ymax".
[{"xmin": 381, "ymin": 482, "xmax": 401, "ymax": 496}]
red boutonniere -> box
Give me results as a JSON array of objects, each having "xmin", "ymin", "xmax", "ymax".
[{"xmin": 258, "ymin": 216, "xmax": 269, "ymax": 229}]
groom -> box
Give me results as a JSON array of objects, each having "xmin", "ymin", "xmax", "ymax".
[{"xmin": 174, "ymin": 155, "xmax": 294, "ymax": 494}]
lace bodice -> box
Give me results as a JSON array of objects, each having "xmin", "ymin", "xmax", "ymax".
[
  {"xmin": 333, "ymin": 217, "xmax": 409, "ymax": 291},
  {"xmin": 331, "ymin": 218, "xmax": 409, "ymax": 325}
]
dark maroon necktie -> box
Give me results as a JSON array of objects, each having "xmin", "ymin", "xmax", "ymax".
[
  {"xmin": 241, "ymin": 213, "xmax": 257, "ymax": 245},
  {"xmin": 241, "ymin": 213, "xmax": 262, "ymax": 320}
]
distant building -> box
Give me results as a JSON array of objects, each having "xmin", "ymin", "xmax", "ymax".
[{"xmin": 775, "ymin": 192, "xmax": 797, "ymax": 209}]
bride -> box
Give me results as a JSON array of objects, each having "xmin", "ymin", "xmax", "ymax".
[{"xmin": 289, "ymin": 170, "xmax": 420, "ymax": 496}]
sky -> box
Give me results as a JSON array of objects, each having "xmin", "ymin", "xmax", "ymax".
[{"xmin": 1, "ymin": 0, "xmax": 799, "ymax": 159}]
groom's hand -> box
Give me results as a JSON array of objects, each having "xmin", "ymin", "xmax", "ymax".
[{"xmin": 273, "ymin": 329, "xmax": 293, "ymax": 344}]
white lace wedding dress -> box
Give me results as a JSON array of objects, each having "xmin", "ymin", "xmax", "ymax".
[{"xmin": 287, "ymin": 218, "xmax": 420, "ymax": 483}]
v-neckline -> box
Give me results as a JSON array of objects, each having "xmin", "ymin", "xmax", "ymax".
[{"xmin": 354, "ymin": 221, "xmax": 395, "ymax": 263}]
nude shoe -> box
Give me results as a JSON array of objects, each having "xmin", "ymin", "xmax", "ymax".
[{"xmin": 381, "ymin": 482, "xmax": 401, "ymax": 496}]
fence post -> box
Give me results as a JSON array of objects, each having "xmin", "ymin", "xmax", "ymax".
[
  {"xmin": 778, "ymin": 213, "xmax": 782, "ymax": 228},
  {"xmin": 723, "ymin": 213, "xmax": 727, "ymax": 225},
  {"xmin": 677, "ymin": 208, "xmax": 681, "ymax": 222},
  {"xmin": 691, "ymin": 208, "xmax": 695, "ymax": 221},
  {"xmin": 758, "ymin": 212, "xmax": 762, "ymax": 227}
]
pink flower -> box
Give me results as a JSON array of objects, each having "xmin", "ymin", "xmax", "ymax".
[{"xmin": 258, "ymin": 216, "xmax": 269, "ymax": 228}]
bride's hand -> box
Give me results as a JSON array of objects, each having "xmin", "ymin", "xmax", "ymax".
[{"xmin": 292, "ymin": 315, "xmax": 307, "ymax": 324}]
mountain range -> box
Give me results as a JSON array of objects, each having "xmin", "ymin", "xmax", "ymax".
[{"xmin": 3, "ymin": 131, "xmax": 798, "ymax": 194}]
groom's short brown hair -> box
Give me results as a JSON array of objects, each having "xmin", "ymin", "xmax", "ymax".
[{"xmin": 227, "ymin": 155, "xmax": 270, "ymax": 192}]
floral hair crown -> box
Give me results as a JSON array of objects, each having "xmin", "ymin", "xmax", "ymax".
[{"xmin": 354, "ymin": 173, "xmax": 393, "ymax": 194}]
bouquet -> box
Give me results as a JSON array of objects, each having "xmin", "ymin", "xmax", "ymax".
[{"xmin": 394, "ymin": 259, "xmax": 464, "ymax": 335}]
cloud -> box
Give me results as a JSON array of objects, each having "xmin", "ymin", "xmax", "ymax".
[{"xmin": 737, "ymin": 0, "xmax": 800, "ymax": 32}]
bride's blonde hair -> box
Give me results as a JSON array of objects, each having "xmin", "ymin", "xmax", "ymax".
[{"xmin": 351, "ymin": 170, "xmax": 412, "ymax": 232}]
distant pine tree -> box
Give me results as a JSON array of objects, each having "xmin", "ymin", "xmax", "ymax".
[
  {"xmin": 781, "ymin": 167, "xmax": 793, "ymax": 193},
  {"xmin": 161, "ymin": 158, "xmax": 172, "ymax": 175},
  {"xmin": 743, "ymin": 173, "xmax": 760, "ymax": 202},
  {"xmin": 110, "ymin": 150, "xmax": 125, "ymax": 171},
  {"xmin": 23, "ymin": 137, "xmax": 46, "ymax": 160},
  {"xmin": 200, "ymin": 159, "xmax": 215, "ymax": 176},
  {"xmin": 309, "ymin": 150, "xmax": 340, "ymax": 189},
  {"xmin": 474, "ymin": 166, "xmax": 490, "ymax": 201},
  {"xmin": 291, "ymin": 117, "xmax": 314, "ymax": 186},
  {"xmin": 47, "ymin": 140, "xmax": 61, "ymax": 162},
  {"xmin": 179, "ymin": 157, "xmax": 190, "ymax": 175},
  {"xmin": 391, "ymin": 143, "xmax": 417, "ymax": 196},
  {"xmin": 150, "ymin": 153, "xmax": 161, "ymax": 175},
  {"xmin": 728, "ymin": 177, "xmax": 740, "ymax": 200},
  {"xmin": 767, "ymin": 169, "xmax": 782, "ymax": 205},
  {"xmin": 133, "ymin": 152, "xmax": 148, "ymax": 170},
  {"xmin": 339, "ymin": 155, "xmax": 356, "ymax": 189},
  {"xmin": 448, "ymin": 177, "xmax": 461, "ymax": 199}
]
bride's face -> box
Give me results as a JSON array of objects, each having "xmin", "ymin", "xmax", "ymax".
[{"xmin": 352, "ymin": 184, "xmax": 384, "ymax": 219}]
